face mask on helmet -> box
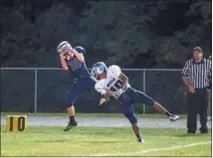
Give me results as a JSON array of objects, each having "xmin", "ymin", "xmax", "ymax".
[
  {"xmin": 91, "ymin": 62, "xmax": 107, "ymax": 79},
  {"xmin": 91, "ymin": 67, "xmax": 102, "ymax": 79},
  {"xmin": 91, "ymin": 68, "xmax": 100, "ymax": 79}
]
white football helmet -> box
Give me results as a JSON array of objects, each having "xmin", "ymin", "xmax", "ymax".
[{"xmin": 57, "ymin": 41, "xmax": 72, "ymax": 53}]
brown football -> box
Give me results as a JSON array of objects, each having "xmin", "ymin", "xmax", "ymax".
[{"xmin": 64, "ymin": 52, "xmax": 74, "ymax": 60}]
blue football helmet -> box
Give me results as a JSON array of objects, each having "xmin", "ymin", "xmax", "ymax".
[
  {"xmin": 74, "ymin": 46, "xmax": 86, "ymax": 54},
  {"xmin": 91, "ymin": 62, "xmax": 108, "ymax": 78}
]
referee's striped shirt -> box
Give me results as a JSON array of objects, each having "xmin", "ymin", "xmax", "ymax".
[{"xmin": 182, "ymin": 58, "xmax": 212, "ymax": 89}]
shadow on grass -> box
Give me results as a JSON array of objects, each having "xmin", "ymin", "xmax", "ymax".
[
  {"xmin": 33, "ymin": 140, "xmax": 69, "ymax": 143},
  {"xmin": 176, "ymin": 132, "xmax": 211, "ymax": 137},
  {"xmin": 30, "ymin": 140, "xmax": 125, "ymax": 144},
  {"xmin": 1, "ymin": 131, "xmax": 66, "ymax": 134},
  {"xmin": 0, "ymin": 127, "xmax": 122, "ymax": 135},
  {"xmin": 0, "ymin": 130, "xmax": 118, "ymax": 135}
]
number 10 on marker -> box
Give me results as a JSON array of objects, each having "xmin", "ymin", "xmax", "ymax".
[{"xmin": 6, "ymin": 115, "xmax": 27, "ymax": 132}]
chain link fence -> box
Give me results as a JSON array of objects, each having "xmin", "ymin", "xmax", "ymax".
[{"xmin": 1, "ymin": 68, "xmax": 187, "ymax": 114}]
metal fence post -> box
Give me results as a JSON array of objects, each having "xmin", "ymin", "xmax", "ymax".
[
  {"xmin": 34, "ymin": 69, "xmax": 38, "ymax": 113},
  {"xmin": 143, "ymin": 69, "xmax": 146, "ymax": 115}
]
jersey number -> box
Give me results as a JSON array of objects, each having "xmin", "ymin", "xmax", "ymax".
[
  {"xmin": 68, "ymin": 59, "xmax": 82, "ymax": 71},
  {"xmin": 107, "ymin": 78, "xmax": 123, "ymax": 91}
]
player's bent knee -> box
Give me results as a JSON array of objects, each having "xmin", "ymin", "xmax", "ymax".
[
  {"xmin": 65, "ymin": 92, "xmax": 79, "ymax": 108},
  {"xmin": 124, "ymin": 113, "xmax": 138, "ymax": 124},
  {"xmin": 65, "ymin": 97, "xmax": 75, "ymax": 107},
  {"xmin": 147, "ymin": 98, "xmax": 155, "ymax": 107},
  {"xmin": 66, "ymin": 104, "xmax": 74, "ymax": 108},
  {"xmin": 65, "ymin": 96, "xmax": 76, "ymax": 107}
]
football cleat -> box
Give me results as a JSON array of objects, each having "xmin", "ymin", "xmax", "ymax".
[
  {"xmin": 169, "ymin": 114, "xmax": 179, "ymax": 122},
  {"xmin": 138, "ymin": 138, "xmax": 145, "ymax": 144},
  {"xmin": 64, "ymin": 121, "xmax": 77, "ymax": 132}
]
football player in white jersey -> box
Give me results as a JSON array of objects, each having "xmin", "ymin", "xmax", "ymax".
[{"xmin": 91, "ymin": 62, "xmax": 179, "ymax": 143}]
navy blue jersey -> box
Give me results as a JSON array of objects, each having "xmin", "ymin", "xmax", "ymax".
[
  {"xmin": 67, "ymin": 46, "xmax": 90, "ymax": 79},
  {"xmin": 67, "ymin": 57, "xmax": 90, "ymax": 79}
]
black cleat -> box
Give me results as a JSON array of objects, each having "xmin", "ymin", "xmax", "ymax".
[{"xmin": 64, "ymin": 121, "xmax": 77, "ymax": 132}]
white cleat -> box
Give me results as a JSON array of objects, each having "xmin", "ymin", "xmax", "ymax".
[
  {"xmin": 138, "ymin": 138, "xmax": 145, "ymax": 144},
  {"xmin": 169, "ymin": 115, "xmax": 180, "ymax": 122},
  {"xmin": 207, "ymin": 116, "xmax": 211, "ymax": 121}
]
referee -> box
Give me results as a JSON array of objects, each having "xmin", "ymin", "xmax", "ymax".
[{"xmin": 182, "ymin": 46, "xmax": 211, "ymax": 134}]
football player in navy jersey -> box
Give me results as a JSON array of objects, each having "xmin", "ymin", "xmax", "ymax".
[{"xmin": 57, "ymin": 41, "xmax": 97, "ymax": 131}]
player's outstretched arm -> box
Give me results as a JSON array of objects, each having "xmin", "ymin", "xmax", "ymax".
[
  {"xmin": 94, "ymin": 81, "xmax": 110, "ymax": 106},
  {"xmin": 72, "ymin": 49, "xmax": 85, "ymax": 63},
  {"xmin": 99, "ymin": 93, "xmax": 110, "ymax": 106},
  {"xmin": 59, "ymin": 54, "xmax": 69, "ymax": 71}
]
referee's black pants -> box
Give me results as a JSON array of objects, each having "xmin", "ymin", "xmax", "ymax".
[{"xmin": 187, "ymin": 88, "xmax": 208, "ymax": 133}]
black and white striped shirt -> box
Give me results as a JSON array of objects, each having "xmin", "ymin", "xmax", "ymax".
[{"xmin": 182, "ymin": 58, "xmax": 212, "ymax": 89}]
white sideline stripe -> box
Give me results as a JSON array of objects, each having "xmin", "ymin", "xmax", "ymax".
[{"xmin": 91, "ymin": 141, "xmax": 211, "ymax": 156}]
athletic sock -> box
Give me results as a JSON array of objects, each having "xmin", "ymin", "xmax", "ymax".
[
  {"xmin": 69, "ymin": 116, "xmax": 76, "ymax": 123},
  {"xmin": 165, "ymin": 111, "xmax": 172, "ymax": 117},
  {"xmin": 136, "ymin": 133, "xmax": 142, "ymax": 141}
]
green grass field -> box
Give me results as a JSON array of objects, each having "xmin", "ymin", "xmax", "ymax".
[
  {"xmin": 1, "ymin": 126, "xmax": 211, "ymax": 156},
  {"xmin": 0, "ymin": 112, "xmax": 187, "ymax": 119}
]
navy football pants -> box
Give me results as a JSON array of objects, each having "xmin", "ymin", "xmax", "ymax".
[
  {"xmin": 65, "ymin": 76, "xmax": 96, "ymax": 107},
  {"xmin": 120, "ymin": 87, "xmax": 155, "ymax": 124}
]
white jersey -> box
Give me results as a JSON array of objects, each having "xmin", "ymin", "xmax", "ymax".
[{"xmin": 94, "ymin": 65, "xmax": 131, "ymax": 99}]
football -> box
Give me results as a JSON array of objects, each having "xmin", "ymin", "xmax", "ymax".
[{"xmin": 63, "ymin": 52, "xmax": 74, "ymax": 60}]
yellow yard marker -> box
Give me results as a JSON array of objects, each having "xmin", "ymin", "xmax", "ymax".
[{"xmin": 6, "ymin": 115, "xmax": 27, "ymax": 132}]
